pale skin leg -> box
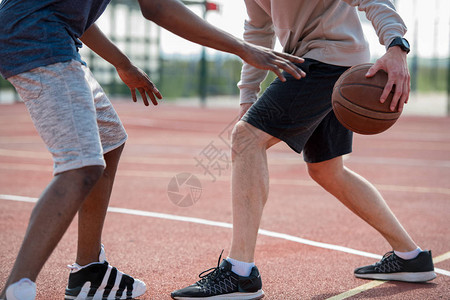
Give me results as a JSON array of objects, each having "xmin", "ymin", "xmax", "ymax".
[
  {"xmin": 228, "ymin": 121, "xmax": 280, "ymax": 262},
  {"xmin": 307, "ymin": 157, "xmax": 417, "ymax": 252},
  {"xmin": 0, "ymin": 144, "xmax": 124, "ymax": 298},
  {"xmin": 228, "ymin": 121, "xmax": 417, "ymax": 263}
]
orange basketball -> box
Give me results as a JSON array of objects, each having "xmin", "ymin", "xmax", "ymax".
[{"xmin": 332, "ymin": 63, "xmax": 401, "ymax": 135}]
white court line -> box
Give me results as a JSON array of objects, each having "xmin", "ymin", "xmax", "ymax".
[
  {"xmin": 326, "ymin": 280, "xmax": 386, "ymax": 300},
  {"xmin": 0, "ymin": 194, "xmax": 449, "ymax": 277}
]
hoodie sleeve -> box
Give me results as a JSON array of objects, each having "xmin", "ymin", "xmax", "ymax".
[
  {"xmin": 342, "ymin": 0, "xmax": 407, "ymax": 49},
  {"xmin": 238, "ymin": 0, "xmax": 276, "ymax": 104}
]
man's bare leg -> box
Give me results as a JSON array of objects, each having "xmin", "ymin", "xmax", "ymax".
[
  {"xmin": 0, "ymin": 165, "xmax": 103, "ymax": 298},
  {"xmin": 228, "ymin": 120, "xmax": 417, "ymax": 265},
  {"xmin": 76, "ymin": 144, "xmax": 124, "ymax": 265},
  {"xmin": 228, "ymin": 121, "xmax": 280, "ymax": 262},
  {"xmin": 307, "ymin": 156, "xmax": 417, "ymax": 251}
]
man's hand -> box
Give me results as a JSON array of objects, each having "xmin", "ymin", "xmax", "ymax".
[
  {"xmin": 80, "ymin": 24, "xmax": 162, "ymax": 106},
  {"xmin": 366, "ymin": 46, "xmax": 410, "ymax": 112},
  {"xmin": 240, "ymin": 43, "xmax": 306, "ymax": 82},
  {"xmin": 116, "ymin": 63, "xmax": 162, "ymax": 106}
]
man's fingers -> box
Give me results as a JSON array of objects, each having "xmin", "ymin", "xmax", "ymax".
[
  {"xmin": 153, "ymin": 87, "xmax": 163, "ymax": 99},
  {"xmin": 366, "ymin": 63, "xmax": 380, "ymax": 78},
  {"xmin": 397, "ymin": 94, "xmax": 406, "ymax": 112},
  {"xmin": 396, "ymin": 81, "xmax": 409, "ymax": 112},
  {"xmin": 275, "ymin": 52, "xmax": 304, "ymax": 64},
  {"xmin": 274, "ymin": 60, "xmax": 302, "ymax": 79},
  {"xmin": 390, "ymin": 84, "xmax": 403, "ymax": 111},
  {"xmin": 270, "ymin": 65, "xmax": 286, "ymax": 82},
  {"xmin": 388, "ymin": 76, "xmax": 408, "ymax": 111},
  {"xmin": 380, "ymin": 80, "xmax": 394, "ymax": 104},
  {"xmin": 404, "ymin": 74, "xmax": 411, "ymax": 104},
  {"xmin": 138, "ymin": 88, "xmax": 149, "ymax": 106},
  {"xmin": 130, "ymin": 89, "xmax": 137, "ymax": 103},
  {"xmin": 270, "ymin": 58, "xmax": 306, "ymax": 81},
  {"xmin": 145, "ymin": 82, "xmax": 162, "ymax": 105},
  {"xmin": 272, "ymin": 53, "xmax": 306, "ymax": 79},
  {"xmin": 147, "ymin": 90, "xmax": 158, "ymax": 106},
  {"xmin": 390, "ymin": 94, "xmax": 402, "ymax": 112},
  {"xmin": 148, "ymin": 82, "xmax": 163, "ymax": 100}
]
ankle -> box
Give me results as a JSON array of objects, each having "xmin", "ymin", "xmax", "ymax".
[
  {"xmin": 226, "ymin": 257, "xmax": 255, "ymax": 277},
  {"xmin": 76, "ymin": 244, "xmax": 105, "ymax": 266},
  {"xmin": 75, "ymin": 255, "xmax": 100, "ymax": 266},
  {"xmin": 394, "ymin": 247, "xmax": 422, "ymax": 260}
]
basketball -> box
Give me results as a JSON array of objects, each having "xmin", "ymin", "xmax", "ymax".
[{"xmin": 332, "ymin": 63, "xmax": 401, "ymax": 135}]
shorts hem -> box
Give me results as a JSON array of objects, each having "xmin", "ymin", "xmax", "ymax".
[
  {"xmin": 242, "ymin": 118, "xmax": 353, "ymax": 163},
  {"xmin": 103, "ymin": 135, "xmax": 128, "ymax": 154},
  {"xmin": 242, "ymin": 117, "xmax": 303, "ymax": 153},
  {"xmin": 303, "ymin": 149, "xmax": 353, "ymax": 164},
  {"xmin": 54, "ymin": 158, "xmax": 106, "ymax": 176}
]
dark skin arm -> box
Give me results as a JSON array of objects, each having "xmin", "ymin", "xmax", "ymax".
[
  {"xmin": 137, "ymin": 0, "xmax": 306, "ymax": 82},
  {"xmin": 80, "ymin": 24, "xmax": 162, "ymax": 106}
]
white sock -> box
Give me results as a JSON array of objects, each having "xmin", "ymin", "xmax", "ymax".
[
  {"xmin": 5, "ymin": 278, "xmax": 36, "ymax": 300},
  {"xmin": 394, "ymin": 247, "xmax": 422, "ymax": 260},
  {"xmin": 226, "ymin": 257, "xmax": 255, "ymax": 277},
  {"xmin": 99, "ymin": 244, "xmax": 106, "ymax": 263}
]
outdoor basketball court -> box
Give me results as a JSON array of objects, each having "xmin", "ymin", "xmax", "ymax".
[{"xmin": 0, "ymin": 100, "xmax": 449, "ymax": 299}]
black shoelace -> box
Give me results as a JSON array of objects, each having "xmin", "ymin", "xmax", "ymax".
[
  {"xmin": 197, "ymin": 250, "xmax": 225, "ymax": 286},
  {"xmin": 379, "ymin": 251, "xmax": 395, "ymax": 262}
]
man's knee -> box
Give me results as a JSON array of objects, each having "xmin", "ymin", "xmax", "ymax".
[
  {"xmin": 307, "ymin": 163, "xmax": 324, "ymax": 184},
  {"xmin": 307, "ymin": 158, "xmax": 344, "ymax": 185},
  {"xmin": 231, "ymin": 121, "xmax": 259, "ymax": 157},
  {"xmin": 231, "ymin": 121, "xmax": 277, "ymax": 157},
  {"xmin": 59, "ymin": 165, "xmax": 104, "ymax": 191},
  {"xmin": 79, "ymin": 165, "xmax": 104, "ymax": 188}
]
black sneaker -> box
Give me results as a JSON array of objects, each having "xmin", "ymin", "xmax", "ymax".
[
  {"xmin": 354, "ymin": 250, "xmax": 436, "ymax": 282},
  {"xmin": 171, "ymin": 252, "xmax": 264, "ymax": 299},
  {"xmin": 65, "ymin": 261, "xmax": 146, "ymax": 300}
]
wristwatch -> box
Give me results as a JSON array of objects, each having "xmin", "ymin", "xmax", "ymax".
[{"xmin": 388, "ymin": 37, "xmax": 410, "ymax": 54}]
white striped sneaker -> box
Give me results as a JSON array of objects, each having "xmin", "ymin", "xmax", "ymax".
[{"xmin": 64, "ymin": 261, "xmax": 146, "ymax": 300}]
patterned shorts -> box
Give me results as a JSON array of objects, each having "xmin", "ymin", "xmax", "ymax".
[{"xmin": 8, "ymin": 60, "xmax": 127, "ymax": 175}]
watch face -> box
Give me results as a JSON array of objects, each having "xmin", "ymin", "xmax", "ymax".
[{"xmin": 401, "ymin": 38, "xmax": 410, "ymax": 48}]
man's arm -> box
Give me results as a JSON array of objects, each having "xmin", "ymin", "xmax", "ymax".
[
  {"xmin": 343, "ymin": 0, "xmax": 410, "ymax": 112},
  {"xmin": 137, "ymin": 0, "xmax": 305, "ymax": 84},
  {"xmin": 80, "ymin": 24, "xmax": 162, "ymax": 106}
]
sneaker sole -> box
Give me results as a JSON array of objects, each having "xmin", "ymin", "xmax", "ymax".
[
  {"xmin": 355, "ymin": 271, "xmax": 437, "ymax": 282},
  {"xmin": 172, "ymin": 289, "xmax": 264, "ymax": 300}
]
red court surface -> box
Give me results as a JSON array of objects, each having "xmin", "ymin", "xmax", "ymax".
[{"xmin": 0, "ymin": 101, "xmax": 449, "ymax": 299}]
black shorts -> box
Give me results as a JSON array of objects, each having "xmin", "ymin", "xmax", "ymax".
[{"xmin": 241, "ymin": 59, "xmax": 353, "ymax": 163}]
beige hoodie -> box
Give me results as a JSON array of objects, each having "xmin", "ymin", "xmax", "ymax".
[{"xmin": 238, "ymin": 0, "xmax": 407, "ymax": 104}]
